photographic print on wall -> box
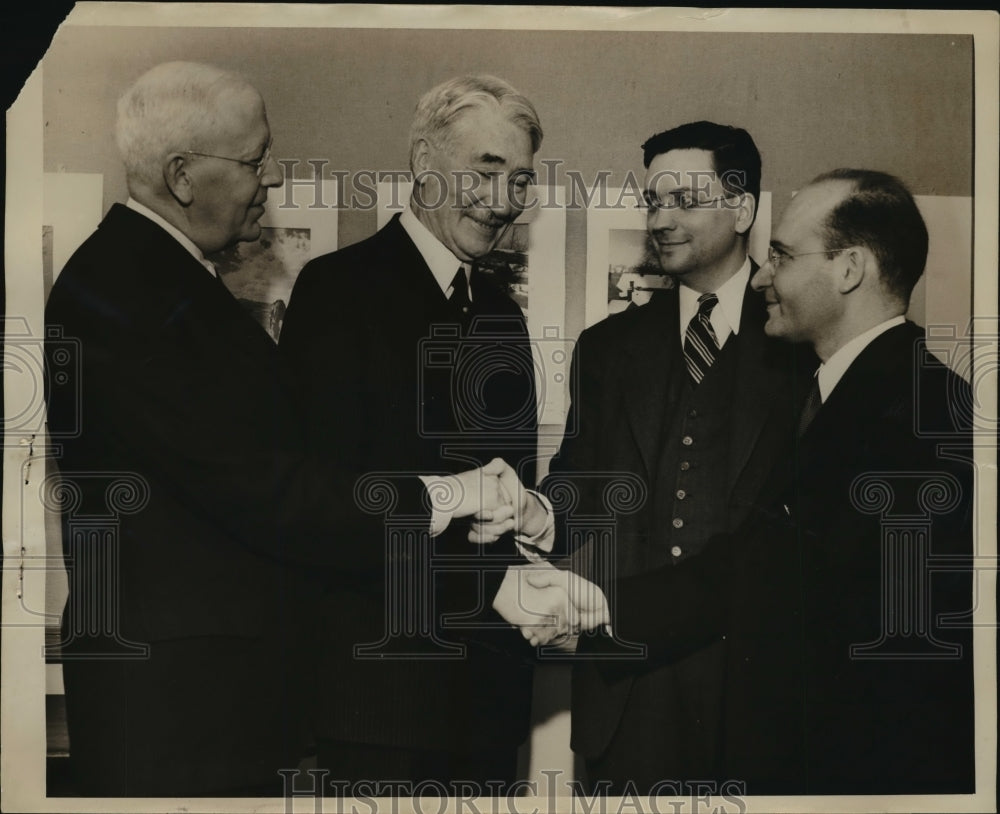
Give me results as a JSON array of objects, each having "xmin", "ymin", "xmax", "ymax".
[
  {"xmin": 213, "ymin": 179, "xmax": 339, "ymax": 341},
  {"xmin": 585, "ymin": 188, "xmax": 772, "ymax": 329}
]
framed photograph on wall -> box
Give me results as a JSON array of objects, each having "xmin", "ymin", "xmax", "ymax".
[
  {"xmin": 378, "ymin": 180, "xmax": 569, "ymax": 425},
  {"xmin": 584, "ymin": 189, "xmax": 772, "ymax": 329},
  {"xmin": 213, "ymin": 179, "xmax": 338, "ymax": 341}
]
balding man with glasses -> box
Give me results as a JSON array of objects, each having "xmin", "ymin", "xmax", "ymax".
[{"xmin": 574, "ymin": 169, "xmax": 975, "ymax": 794}]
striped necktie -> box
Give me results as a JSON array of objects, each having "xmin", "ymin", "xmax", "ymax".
[{"xmin": 683, "ymin": 292, "xmax": 720, "ymax": 385}]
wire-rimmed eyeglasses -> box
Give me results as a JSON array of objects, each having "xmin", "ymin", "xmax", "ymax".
[
  {"xmin": 766, "ymin": 245, "xmax": 845, "ymax": 271},
  {"xmin": 637, "ymin": 191, "xmax": 735, "ymax": 214},
  {"xmin": 184, "ymin": 138, "xmax": 273, "ymax": 178}
]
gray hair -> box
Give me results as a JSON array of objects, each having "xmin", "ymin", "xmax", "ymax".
[
  {"xmin": 408, "ymin": 74, "xmax": 543, "ymax": 171},
  {"xmin": 115, "ymin": 61, "xmax": 258, "ymax": 188}
]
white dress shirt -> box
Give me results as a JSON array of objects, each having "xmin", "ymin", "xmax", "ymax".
[
  {"xmin": 399, "ymin": 204, "xmax": 471, "ymax": 300},
  {"xmin": 398, "ymin": 204, "xmax": 549, "ymax": 545},
  {"xmin": 677, "ymin": 257, "xmax": 751, "ymax": 347}
]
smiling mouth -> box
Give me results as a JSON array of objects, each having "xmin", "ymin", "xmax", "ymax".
[{"xmin": 467, "ymin": 216, "xmax": 507, "ymax": 233}]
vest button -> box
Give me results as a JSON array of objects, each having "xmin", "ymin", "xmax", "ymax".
[
  {"xmin": 671, "ymin": 545, "xmax": 682, "ymax": 557},
  {"xmin": 680, "ymin": 461, "xmax": 690, "ymax": 471},
  {"xmin": 681, "ymin": 435, "xmax": 694, "ymax": 446},
  {"xmin": 676, "ymin": 489, "xmax": 686, "ymax": 500},
  {"xmin": 672, "ymin": 517, "xmax": 684, "ymax": 529}
]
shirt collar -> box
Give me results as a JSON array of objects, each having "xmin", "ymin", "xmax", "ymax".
[
  {"xmin": 126, "ymin": 198, "xmax": 217, "ymax": 277},
  {"xmin": 816, "ymin": 315, "xmax": 906, "ymax": 402},
  {"xmin": 399, "ymin": 204, "xmax": 470, "ymax": 299},
  {"xmin": 677, "ymin": 256, "xmax": 751, "ymax": 344}
]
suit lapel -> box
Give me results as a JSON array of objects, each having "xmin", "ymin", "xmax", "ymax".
[
  {"xmin": 798, "ymin": 323, "xmax": 915, "ymax": 459},
  {"xmin": 108, "ymin": 205, "xmax": 267, "ymax": 336},
  {"xmin": 622, "ymin": 292, "xmax": 681, "ymax": 479}
]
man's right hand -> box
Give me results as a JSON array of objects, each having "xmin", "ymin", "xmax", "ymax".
[
  {"xmin": 524, "ymin": 565, "xmax": 611, "ymax": 635},
  {"xmin": 469, "ymin": 458, "xmax": 550, "ymax": 543},
  {"xmin": 434, "ymin": 457, "xmax": 510, "ymax": 519},
  {"xmin": 492, "ymin": 563, "xmax": 577, "ymax": 647}
]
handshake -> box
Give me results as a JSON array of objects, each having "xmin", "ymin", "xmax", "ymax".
[{"xmin": 444, "ymin": 458, "xmax": 611, "ymax": 647}]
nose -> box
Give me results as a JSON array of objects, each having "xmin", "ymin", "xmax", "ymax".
[
  {"xmin": 750, "ymin": 259, "xmax": 773, "ymax": 291},
  {"xmin": 647, "ymin": 204, "xmax": 677, "ymax": 232},
  {"xmin": 483, "ymin": 178, "xmax": 520, "ymax": 222},
  {"xmin": 259, "ymin": 153, "xmax": 283, "ymax": 188}
]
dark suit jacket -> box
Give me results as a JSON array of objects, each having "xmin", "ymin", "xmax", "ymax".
[
  {"xmin": 44, "ymin": 204, "xmax": 425, "ymax": 795},
  {"xmin": 543, "ymin": 276, "xmax": 807, "ymax": 770},
  {"xmin": 611, "ymin": 322, "xmax": 975, "ymax": 794},
  {"xmin": 279, "ymin": 214, "xmax": 538, "ymax": 757}
]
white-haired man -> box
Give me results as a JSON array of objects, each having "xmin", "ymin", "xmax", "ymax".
[
  {"xmin": 44, "ymin": 62, "xmax": 510, "ymax": 797},
  {"xmin": 280, "ymin": 75, "xmax": 571, "ymax": 789}
]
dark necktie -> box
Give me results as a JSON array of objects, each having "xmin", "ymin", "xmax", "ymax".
[
  {"xmin": 450, "ymin": 265, "xmax": 472, "ymax": 325},
  {"xmin": 797, "ymin": 375, "xmax": 822, "ymax": 438},
  {"xmin": 683, "ymin": 292, "xmax": 720, "ymax": 385}
]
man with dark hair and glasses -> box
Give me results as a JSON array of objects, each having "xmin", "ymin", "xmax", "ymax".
[{"xmin": 491, "ymin": 121, "xmax": 809, "ymax": 792}]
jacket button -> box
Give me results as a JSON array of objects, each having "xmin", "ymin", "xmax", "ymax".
[
  {"xmin": 671, "ymin": 545, "xmax": 682, "ymax": 557},
  {"xmin": 680, "ymin": 461, "xmax": 690, "ymax": 471},
  {"xmin": 672, "ymin": 518, "xmax": 684, "ymax": 529},
  {"xmin": 681, "ymin": 435, "xmax": 694, "ymax": 446},
  {"xmin": 676, "ymin": 489, "xmax": 686, "ymax": 500}
]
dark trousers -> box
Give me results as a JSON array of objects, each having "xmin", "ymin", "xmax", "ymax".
[
  {"xmin": 62, "ymin": 636, "xmax": 307, "ymax": 797},
  {"xmin": 317, "ymin": 739, "xmax": 518, "ymax": 795},
  {"xmin": 581, "ymin": 641, "xmax": 726, "ymax": 796}
]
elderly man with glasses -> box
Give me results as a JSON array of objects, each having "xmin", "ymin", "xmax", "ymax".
[{"xmin": 44, "ymin": 61, "xmax": 507, "ymax": 798}]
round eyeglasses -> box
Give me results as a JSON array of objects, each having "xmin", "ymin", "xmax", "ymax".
[
  {"xmin": 184, "ymin": 138, "xmax": 273, "ymax": 178},
  {"xmin": 766, "ymin": 245, "xmax": 845, "ymax": 271},
  {"xmin": 637, "ymin": 192, "xmax": 735, "ymax": 214}
]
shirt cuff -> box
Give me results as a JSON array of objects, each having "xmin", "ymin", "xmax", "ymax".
[
  {"xmin": 514, "ymin": 489, "xmax": 555, "ymax": 558},
  {"xmin": 419, "ymin": 474, "xmax": 456, "ymax": 537}
]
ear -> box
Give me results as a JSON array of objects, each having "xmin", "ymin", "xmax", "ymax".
[
  {"xmin": 732, "ymin": 193, "xmax": 756, "ymax": 236},
  {"xmin": 411, "ymin": 138, "xmax": 433, "ymax": 180},
  {"xmin": 163, "ymin": 153, "xmax": 194, "ymax": 206},
  {"xmin": 835, "ymin": 246, "xmax": 866, "ymax": 294}
]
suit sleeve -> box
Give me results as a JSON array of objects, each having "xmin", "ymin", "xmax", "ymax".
[
  {"xmin": 537, "ymin": 325, "xmax": 644, "ymax": 592},
  {"xmin": 599, "ymin": 364, "xmax": 974, "ymax": 672},
  {"xmin": 279, "ymin": 259, "xmax": 538, "ymax": 652},
  {"xmin": 46, "ymin": 256, "xmax": 428, "ymax": 575}
]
